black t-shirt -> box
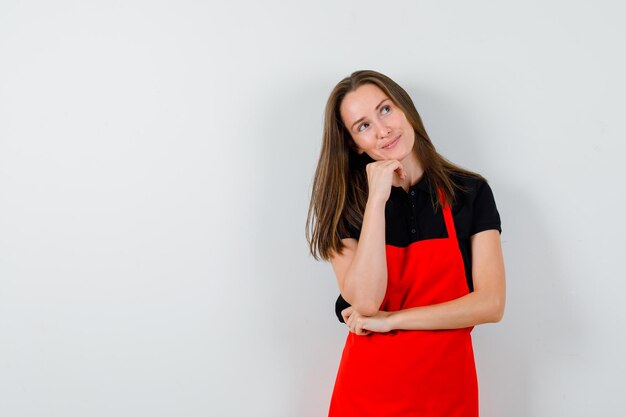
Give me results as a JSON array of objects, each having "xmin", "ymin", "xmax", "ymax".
[{"xmin": 335, "ymin": 172, "xmax": 502, "ymax": 323}]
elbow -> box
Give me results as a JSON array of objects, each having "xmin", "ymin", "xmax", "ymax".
[
  {"xmin": 339, "ymin": 293, "xmax": 381, "ymax": 317},
  {"xmin": 359, "ymin": 304, "xmax": 378, "ymax": 316},
  {"xmin": 353, "ymin": 290, "xmax": 384, "ymax": 316},
  {"xmin": 341, "ymin": 275, "xmax": 385, "ymax": 317},
  {"xmin": 488, "ymin": 297, "xmax": 505, "ymax": 323},
  {"xmin": 356, "ymin": 303, "xmax": 380, "ymax": 317}
]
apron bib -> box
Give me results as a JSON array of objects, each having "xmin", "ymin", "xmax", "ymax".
[{"xmin": 328, "ymin": 188, "xmax": 478, "ymax": 417}]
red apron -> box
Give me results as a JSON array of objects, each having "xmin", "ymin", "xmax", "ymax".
[{"xmin": 328, "ymin": 188, "xmax": 478, "ymax": 417}]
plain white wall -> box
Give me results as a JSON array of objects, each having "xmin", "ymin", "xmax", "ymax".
[{"xmin": 1, "ymin": 1, "xmax": 624, "ymax": 416}]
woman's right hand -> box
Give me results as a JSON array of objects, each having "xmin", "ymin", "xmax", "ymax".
[
  {"xmin": 365, "ymin": 160, "xmax": 406, "ymax": 204},
  {"xmin": 342, "ymin": 306, "xmax": 372, "ymax": 336}
]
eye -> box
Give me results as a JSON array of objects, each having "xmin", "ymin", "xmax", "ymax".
[{"xmin": 356, "ymin": 105, "xmax": 391, "ymax": 132}]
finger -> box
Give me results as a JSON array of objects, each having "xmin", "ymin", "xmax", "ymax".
[
  {"xmin": 342, "ymin": 309, "xmax": 350, "ymax": 322},
  {"xmin": 395, "ymin": 166, "xmax": 406, "ymax": 180},
  {"xmin": 342, "ymin": 306, "xmax": 353, "ymax": 322},
  {"xmin": 356, "ymin": 318, "xmax": 365, "ymax": 335},
  {"xmin": 387, "ymin": 160, "xmax": 405, "ymax": 176},
  {"xmin": 359, "ymin": 319, "xmax": 373, "ymax": 335},
  {"xmin": 349, "ymin": 315, "xmax": 358, "ymax": 333},
  {"xmin": 379, "ymin": 159, "xmax": 404, "ymax": 177}
]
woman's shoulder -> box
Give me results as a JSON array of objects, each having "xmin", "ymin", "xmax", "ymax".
[
  {"xmin": 449, "ymin": 171, "xmax": 499, "ymax": 213},
  {"xmin": 450, "ymin": 171, "xmax": 491, "ymax": 200},
  {"xmin": 449, "ymin": 171, "xmax": 502, "ymax": 234}
]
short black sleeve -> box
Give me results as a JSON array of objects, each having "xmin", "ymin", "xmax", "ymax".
[
  {"xmin": 335, "ymin": 294, "xmax": 350, "ymax": 323},
  {"xmin": 470, "ymin": 181, "xmax": 502, "ymax": 235}
]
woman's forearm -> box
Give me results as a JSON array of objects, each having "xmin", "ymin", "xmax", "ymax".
[
  {"xmin": 342, "ymin": 198, "xmax": 388, "ymax": 316},
  {"xmin": 387, "ymin": 290, "xmax": 505, "ymax": 330}
]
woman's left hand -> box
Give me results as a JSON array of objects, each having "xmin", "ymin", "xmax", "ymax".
[{"xmin": 342, "ymin": 306, "xmax": 394, "ymax": 335}]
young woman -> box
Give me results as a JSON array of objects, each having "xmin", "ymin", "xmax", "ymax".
[{"xmin": 306, "ymin": 70, "xmax": 506, "ymax": 416}]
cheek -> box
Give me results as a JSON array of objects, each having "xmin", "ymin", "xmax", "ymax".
[
  {"xmin": 393, "ymin": 113, "xmax": 408, "ymax": 126},
  {"xmin": 352, "ymin": 131, "xmax": 378, "ymax": 152},
  {"xmin": 361, "ymin": 131, "xmax": 378, "ymax": 145},
  {"xmin": 352, "ymin": 135, "xmax": 366, "ymax": 148}
]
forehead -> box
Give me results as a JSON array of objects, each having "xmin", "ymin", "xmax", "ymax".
[{"xmin": 339, "ymin": 83, "xmax": 389, "ymax": 125}]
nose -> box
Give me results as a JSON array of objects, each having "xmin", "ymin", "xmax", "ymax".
[{"xmin": 375, "ymin": 122, "xmax": 391, "ymax": 139}]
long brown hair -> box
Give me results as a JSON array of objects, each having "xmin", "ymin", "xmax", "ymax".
[{"xmin": 306, "ymin": 70, "xmax": 485, "ymax": 261}]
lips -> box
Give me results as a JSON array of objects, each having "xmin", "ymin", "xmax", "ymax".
[{"xmin": 381, "ymin": 135, "xmax": 400, "ymax": 149}]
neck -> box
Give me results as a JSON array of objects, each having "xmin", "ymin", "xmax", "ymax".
[{"xmin": 398, "ymin": 152, "xmax": 424, "ymax": 192}]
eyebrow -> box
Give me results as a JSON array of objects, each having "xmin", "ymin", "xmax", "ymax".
[{"xmin": 350, "ymin": 98, "xmax": 389, "ymax": 131}]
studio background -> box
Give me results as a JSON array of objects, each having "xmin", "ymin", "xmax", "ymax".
[{"xmin": 1, "ymin": 1, "xmax": 624, "ymax": 416}]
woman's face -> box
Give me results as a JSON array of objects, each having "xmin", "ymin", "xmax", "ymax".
[{"xmin": 339, "ymin": 83, "xmax": 415, "ymax": 162}]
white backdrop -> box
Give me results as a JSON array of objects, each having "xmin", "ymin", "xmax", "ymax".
[{"xmin": 1, "ymin": 1, "xmax": 624, "ymax": 416}]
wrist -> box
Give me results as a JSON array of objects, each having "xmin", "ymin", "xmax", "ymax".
[
  {"xmin": 366, "ymin": 197, "xmax": 387, "ymax": 210},
  {"xmin": 387, "ymin": 310, "xmax": 402, "ymax": 331}
]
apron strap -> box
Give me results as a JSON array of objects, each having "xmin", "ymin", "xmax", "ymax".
[{"xmin": 438, "ymin": 187, "xmax": 458, "ymax": 241}]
